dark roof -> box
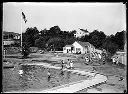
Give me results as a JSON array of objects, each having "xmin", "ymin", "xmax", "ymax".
[
  {"xmin": 76, "ymin": 41, "xmax": 91, "ymax": 47},
  {"xmin": 111, "ymin": 53, "xmax": 125, "ymax": 59},
  {"xmin": 3, "ymin": 39, "xmax": 14, "ymax": 41},
  {"xmin": 79, "ymin": 28, "xmax": 89, "ymax": 33},
  {"xmin": 65, "ymin": 45, "xmax": 74, "ymax": 47},
  {"xmin": 3, "ymin": 31, "xmax": 20, "ymax": 36}
]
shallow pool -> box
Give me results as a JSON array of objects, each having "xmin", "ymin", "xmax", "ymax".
[{"xmin": 2, "ymin": 65, "xmax": 89, "ymax": 92}]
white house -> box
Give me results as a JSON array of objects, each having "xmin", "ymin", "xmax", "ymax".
[
  {"xmin": 63, "ymin": 41, "xmax": 95, "ymax": 54},
  {"xmin": 3, "ymin": 31, "xmax": 21, "ymax": 46},
  {"xmin": 74, "ymin": 28, "xmax": 89, "ymax": 38},
  {"xmin": 111, "ymin": 51, "xmax": 126, "ymax": 65},
  {"xmin": 3, "ymin": 39, "xmax": 15, "ymax": 46},
  {"xmin": 63, "ymin": 45, "xmax": 74, "ymax": 53},
  {"xmin": 14, "ymin": 34, "xmax": 21, "ymax": 39}
]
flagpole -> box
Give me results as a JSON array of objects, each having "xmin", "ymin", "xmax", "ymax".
[{"xmin": 21, "ymin": 9, "xmax": 22, "ymax": 49}]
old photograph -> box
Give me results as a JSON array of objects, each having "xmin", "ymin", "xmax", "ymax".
[{"xmin": 2, "ymin": 2, "xmax": 127, "ymax": 93}]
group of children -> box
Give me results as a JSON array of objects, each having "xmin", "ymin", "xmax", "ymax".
[{"xmin": 60, "ymin": 59, "xmax": 74, "ymax": 70}]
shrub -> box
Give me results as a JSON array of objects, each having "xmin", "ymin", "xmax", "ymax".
[{"xmin": 21, "ymin": 43, "xmax": 30, "ymax": 58}]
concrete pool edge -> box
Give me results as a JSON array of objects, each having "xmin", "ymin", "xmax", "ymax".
[
  {"xmin": 41, "ymin": 73, "xmax": 107, "ymax": 93},
  {"xmin": 4, "ymin": 62, "xmax": 107, "ymax": 93}
]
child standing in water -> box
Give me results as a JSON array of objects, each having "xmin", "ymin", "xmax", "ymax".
[
  {"xmin": 61, "ymin": 60, "xmax": 65, "ymax": 70},
  {"xmin": 66, "ymin": 59, "xmax": 70, "ymax": 69},
  {"xmin": 47, "ymin": 69, "xmax": 51, "ymax": 82},
  {"xmin": 69, "ymin": 60, "xmax": 74, "ymax": 69}
]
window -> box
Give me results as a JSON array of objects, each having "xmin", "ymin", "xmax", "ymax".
[
  {"xmin": 76, "ymin": 48, "xmax": 81, "ymax": 51},
  {"xmin": 76, "ymin": 48, "xmax": 81, "ymax": 54},
  {"xmin": 71, "ymin": 47, "xmax": 74, "ymax": 50},
  {"xmin": 63, "ymin": 47, "xmax": 66, "ymax": 50}
]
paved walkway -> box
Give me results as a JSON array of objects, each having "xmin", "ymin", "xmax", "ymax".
[
  {"xmin": 23, "ymin": 62, "xmax": 97, "ymax": 76},
  {"xmin": 42, "ymin": 74, "xmax": 107, "ymax": 93},
  {"xmin": 6, "ymin": 62, "xmax": 107, "ymax": 93}
]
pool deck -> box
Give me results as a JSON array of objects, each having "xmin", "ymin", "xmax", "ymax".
[{"xmin": 6, "ymin": 62, "xmax": 107, "ymax": 93}]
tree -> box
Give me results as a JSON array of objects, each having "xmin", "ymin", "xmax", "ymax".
[
  {"xmin": 64, "ymin": 37, "xmax": 76, "ymax": 45},
  {"xmin": 48, "ymin": 26, "xmax": 61, "ymax": 36},
  {"xmin": 78, "ymin": 35, "xmax": 90, "ymax": 42},
  {"xmin": 21, "ymin": 42, "xmax": 30, "ymax": 58},
  {"xmin": 102, "ymin": 38, "xmax": 119, "ymax": 55},
  {"xmin": 46, "ymin": 37, "xmax": 64, "ymax": 51},
  {"xmin": 35, "ymin": 36, "xmax": 50, "ymax": 50},
  {"xmin": 89, "ymin": 30, "xmax": 106, "ymax": 48},
  {"xmin": 114, "ymin": 31, "xmax": 126, "ymax": 50},
  {"xmin": 23, "ymin": 27, "xmax": 39, "ymax": 47},
  {"xmin": 40, "ymin": 28, "xmax": 49, "ymax": 36}
]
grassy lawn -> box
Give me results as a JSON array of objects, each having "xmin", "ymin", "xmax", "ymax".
[{"xmin": 3, "ymin": 52, "xmax": 127, "ymax": 93}]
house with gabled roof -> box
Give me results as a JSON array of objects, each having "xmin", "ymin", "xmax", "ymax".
[
  {"xmin": 63, "ymin": 45, "xmax": 74, "ymax": 53},
  {"xmin": 3, "ymin": 31, "xmax": 21, "ymax": 46},
  {"xmin": 74, "ymin": 28, "xmax": 89, "ymax": 38},
  {"xmin": 111, "ymin": 41, "xmax": 127, "ymax": 65},
  {"xmin": 63, "ymin": 41, "xmax": 95, "ymax": 54}
]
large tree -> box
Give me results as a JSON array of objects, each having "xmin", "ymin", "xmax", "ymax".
[
  {"xmin": 114, "ymin": 30, "xmax": 126, "ymax": 50},
  {"xmin": 102, "ymin": 37, "xmax": 119, "ymax": 55},
  {"xmin": 46, "ymin": 37, "xmax": 65, "ymax": 51},
  {"xmin": 23, "ymin": 27, "xmax": 39, "ymax": 47},
  {"xmin": 48, "ymin": 26, "xmax": 61, "ymax": 36},
  {"xmin": 35, "ymin": 36, "xmax": 50, "ymax": 50},
  {"xmin": 89, "ymin": 30, "xmax": 106, "ymax": 48}
]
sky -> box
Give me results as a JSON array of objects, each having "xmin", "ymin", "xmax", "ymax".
[{"xmin": 3, "ymin": 2, "xmax": 126, "ymax": 35}]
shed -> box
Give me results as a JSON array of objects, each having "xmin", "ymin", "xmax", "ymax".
[
  {"xmin": 63, "ymin": 41, "xmax": 95, "ymax": 54},
  {"xmin": 63, "ymin": 45, "xmax": 74, "ymax": 53}
]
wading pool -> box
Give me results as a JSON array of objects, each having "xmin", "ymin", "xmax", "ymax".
[{"xmin": 2, "ymin": 65, "xmax": 90, "ymax": 92}]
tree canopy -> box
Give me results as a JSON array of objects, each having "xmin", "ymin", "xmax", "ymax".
[{"xmin": 22, "ymin": 25, "xmax": 126, "ymax": 55}]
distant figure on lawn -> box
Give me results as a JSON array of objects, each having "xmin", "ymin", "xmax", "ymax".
[
  {"xmin": 61, "ymin": 60, "xmax": 65, "ymax": 70},
  {"xmin": 69, "ymin": 60, "xmax": 74, "ymax": 69},
  {"xmin": 47, "ymin": 69, "xmax": 51, "ymax": 82},
  {"xmin": 67, "ymin": 59, "xmax": 74, "ymax": 69},
  {"xmin": 18, "ymin": 69, "xmax": 23, "ymax": 76}
]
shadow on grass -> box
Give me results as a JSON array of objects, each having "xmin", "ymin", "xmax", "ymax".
[
  {"xmin": 5, "ymin": 55, "xmax": 22, "ymax": 59},
  {"xmin": 31, "ymin": 60, "xmax": 59, "ymax": 65},
  {"xmin": 5, "ymin": 55, "xmax": 33, "ymax": 59}
]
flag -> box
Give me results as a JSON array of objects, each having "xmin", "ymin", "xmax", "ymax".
[{"xmin": 22, "ymin": 12, "xmax": 27, "ymax": 23}]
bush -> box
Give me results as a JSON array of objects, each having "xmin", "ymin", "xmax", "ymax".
[{"xmin": 21, "ymin": 43, "xmax": 30, "ymax": 58}]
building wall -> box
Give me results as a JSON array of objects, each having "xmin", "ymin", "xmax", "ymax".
[
  {"xmin": 14, "ymin": 35, "xmax": 20, "ymax": 39},
  {"xmin": 72, "ymin": 42, "xmax": 84, "ymax": 54},
  {"xmin": 95, "ymin": 49, "xmax": 102, "ymax": 54},
  {"xmin": 63, "ymin": 47, "xmax": 72, "ymax": 53},
  {"xmin": 112, "ymin": 52, "xmax": 126, "ymax": 65},
  {"xmin": 63, "ymin": 41, "xmax": 96, "ymax": 54},
  {"xmin": 3, "ymin": 40, "xmax": 15, "ymax": 45},
  {"xmin": 74, "ymin": 30, "xmax": 85, "ymax": 38},
  {"xmin": 74, "ymin": 31, "xmax": 89, "ymax": 38}
]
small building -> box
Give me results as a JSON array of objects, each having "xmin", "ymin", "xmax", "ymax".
[
  {"xmin": 3, "ymin": 39, "xmax": 15, "ymax": 46},
  {"xmin": 3, "ymin": 31, "xmax": 21, "ymax": 39},
  {"xmin": 95, "ymin": 49, "xmax": 102, "ymax": 54},
  {"xmin": 111, "ymin": 51, "xmax": 126, "ymax": 65},
  {"xmin": 3, "ymin": 31, "xmax": 21, "ymax": 46},
  {"xmin": 74, "ymin": 28, "xmax": 89, "ymax": 38},
  {"xmin": 30, "ymin": 47, "xmax": 38, "ymax": 53},
  {"xmin": 63, "ymin": 45, "xmax": 74, "ymax": 53},
  {"xmin": 63, "ymin": 41, "xmax": 95, "ymax": 54}
]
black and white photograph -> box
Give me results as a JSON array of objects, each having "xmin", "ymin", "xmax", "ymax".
[{"xmin": 2, "ymin": 2, "xmax": 127, "ymax": 93}]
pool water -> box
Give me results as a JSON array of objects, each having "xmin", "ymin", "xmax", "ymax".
[{"xmin": 2, "ymin": 65, "xmax": 89, "ymax": 92}]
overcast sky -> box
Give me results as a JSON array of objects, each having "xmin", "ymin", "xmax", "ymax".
[{"xmin": 3, "ymin": 2, "xmax": 126, "ymax": 35}]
